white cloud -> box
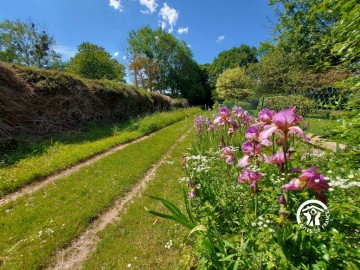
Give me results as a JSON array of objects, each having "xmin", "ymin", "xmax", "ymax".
[
  {"xmin": 139, "ymin": 0, "xmax": 158, "ymax": 14},
  {"xmin": 159, "ymin": 3, "xmax": 179, "ymax": 33},
  {"xmin": 178, "ymin": 27, "xmax": 188, "ymax": 35},
  {"xmin": 159, "ymin": 20, "xmax": 166, "ymax": 30},
  {"xmin": 122, "ymin": 55, "xmax": 127, "ymax": 60},
  {"xmin": 53, "ymin": 45, "xmax": 77, "ymax": 60},
  {"xmin": 109, "ymin": 0, "xmax": 123, "ymax": 11},
  {"xmin": 114, "ymin": 51, "xmax": 119, "ymax": 57},
  {"xmin": 216, "ymin": 35, "xmax": 225, "ymax": 43},
  {"xmin": 187, "ymin": 44, "xmax": 191, "ymax": 48}
]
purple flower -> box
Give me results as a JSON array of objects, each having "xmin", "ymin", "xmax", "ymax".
[
  {"xmin": 214, "ymin": 107, "xmax": 231, "ymax": 126},
  {"xmin": 221, "ymin": 146, "xmax": 235, "ymax": 164},
  {"xmin": 282, "ymin": 167, "xmax": 330, "ymax": 203},
  {"xmin": 269, "ymin": 151, "xmax": 292, "ymax": 169},
  {"xmin": 258, "ymin": 108, "xmax": 275, "ymax": 124},
  {"xmin": 238, "ymin": 141, "xmax": 269, "ymax": 167},
  {"xmin": 238, "ymin": 169, "xmax": 265, "ymax": 192},
  {"xmin": 194, "ymin": 115, "xmax": 205, "ymax": 134},
  {"xmin": 259, "ymin": 108, "xmax": 310, "ymax": 143},
  {"xmin": 278, "ymin": 194, "xmax": 287, "ymax": 205}
]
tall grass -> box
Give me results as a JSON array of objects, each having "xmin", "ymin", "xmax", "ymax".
[{"xmin": 0, "ymin": 108, "xmax": 200, "ymax": 196}]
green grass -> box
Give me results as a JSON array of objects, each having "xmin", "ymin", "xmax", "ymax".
[
  {"xmin": 304, "ymin": 117, "xmax": 340, "ymax": 138},
  {"xmin": 0, "ymin": 118, "xmax": 193, "ymax": 269},
  {"xmin": 0, "ymin": 107, "xmax": 200, "ymax": 196},
  {"xmin": 82, "ymin": 130, "xmax": 196, "ymax": 270}
]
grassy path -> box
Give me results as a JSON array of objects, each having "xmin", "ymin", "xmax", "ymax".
[
  {"xmin": 0, "ymin": 108, "xmax": 200, "ymax": 197},
  {"xmin": 47, "ymin": 129, "xmax": 192, "ymax": 270},
  {"xmin": 0, "ymin": 118, "xmax": 193, "ymax": 269},
  {"xmin": 0, "ymin": 132, "xmax": 153, "ymax": 207},
  {"xmin": 82, "ymin": 129, "xmax": 195, "ymax": 269}
]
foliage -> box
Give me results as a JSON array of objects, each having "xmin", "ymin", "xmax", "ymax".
[
  {"xmin": 209, "ymin": 45, "xmax": 258, "ymax": 82},
  {"xmin": 0, "ymin": 119, "xmax": 193, "ymax": 269},
  {"xmin": 214, "ymin": 67, "xmax": 253, "ymax": 101},
  {"xmin": 0, "ymin": 19, "xmax": 60, "ymax": 68},
  {"xmin": 0, "ymin": 107, "xmax": 200, "ymax": 196},
  {"xmin": 127, "ymin": 26, "xmax": 206, "ymax": 105},
  {"xmin": 259, "ymin": 95, "xmax": 315, "ymax": 115},
  {"xmin": 67, "ymin": 42, "xmax": 125, "ymax": 81},
  {"xmin": 149, "ymin": 106, "xmax": 360, "ymax": 269}
]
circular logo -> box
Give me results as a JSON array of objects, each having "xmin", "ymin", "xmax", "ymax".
[{"xmin": 296, "ymin": 200, "xmax": 330, "ymax": 233}]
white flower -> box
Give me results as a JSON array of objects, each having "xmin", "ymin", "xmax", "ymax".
[
  {"xmin": 266, "ymin": 220, "xmax": 270, "ymax": 224},
  {"xmin": 251, "ymin": 222, "xmax": 257, "ymax": 226},
  {"xmin": 127, "ymin": 263, "xmax": 131, "ymax": 268},
  {"xmin": 258, "ymin": 216, "xmax": 263, "ymax": 220},
  {"xmin": 269, "ymin": 229, "xmax": 275, "ymax": 233}
]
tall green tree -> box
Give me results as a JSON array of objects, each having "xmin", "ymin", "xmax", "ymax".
[
  {"xmin": 209, "ymin": 45, "xmax": 258, "ymax": 82},
  {"xmin": 67, "ymin": 42, "xmax": 125, "ymax": 81},
  {"xmin": 0, "ymin": 19, "xmax": 60, "ymax": 67},
  {"xmin": 127, "ymin": 26, "xmax": 206, "ymax": 104},
  {"xmin": 215, "ymin": 67, "xmax": 253, "ymax": 101}
]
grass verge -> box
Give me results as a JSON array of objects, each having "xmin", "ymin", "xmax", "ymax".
[
  {"xmin": 82, "ymin": 130, "xmax": 195, "ymax": 270},
  {"xmin": 0, "ymin": 118, "xmax": 193, "ymax": 269},
  {"xmin": 0, "ymin": 107, "xmax": 200, "ymax": 196}
]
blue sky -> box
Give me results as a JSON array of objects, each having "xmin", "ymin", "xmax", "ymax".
[{"xmin": 0, "ymin": 0, "xmax": 278, "ymax": 65}]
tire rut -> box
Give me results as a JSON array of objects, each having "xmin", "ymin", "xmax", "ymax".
[
  {"xmin": 46, "ymin": 129, "xmax": 191, "ymax": 270},
  {"xmin": 0, "ymin": 133, "xmax": 156, "ymax": 207}
]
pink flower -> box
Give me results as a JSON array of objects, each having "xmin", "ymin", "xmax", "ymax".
[
  {"xmin": 246, "ymin": 126, "xmax": 272, "ymax": 146},
  {"xmin": 194, "ymin": 115, "xmax": 205, "ymax": 134},
  {"xmin": 258, "ymin": 108, "xmax": 275, "ymax": 124},
  {"xmin": 214, "ymin": 107, "xmax": 231, "ymax": 126},
  {"xmin": 221, "ymin": 146, "xmax": 236, "ymax": 164},
  {"xmin": 270, "ymin": 151, "xmax": 293, "ymax": 169},
  {"xmin": 238, "ymin": 169, "xmax": 265, "ymax": 191},
  {"xmin": 238, "ymin": 141, "xmax": 269, "ymax": 167},
  {"xmin": 259, "ymin": 108, "xmax": 310, "ymax": 143},
  {"xmin": 282, "ymin": 167, "xmax": 330, "ymax": 203}
]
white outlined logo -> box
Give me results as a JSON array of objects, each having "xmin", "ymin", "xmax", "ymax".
[{"xmin": 296, "ymin": 200, "xmax": 330, "ymax": 233}]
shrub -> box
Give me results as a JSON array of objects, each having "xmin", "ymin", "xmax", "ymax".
[{"xmin": 259, "ymin": 95, "xmax": 315, "ymax": 115}]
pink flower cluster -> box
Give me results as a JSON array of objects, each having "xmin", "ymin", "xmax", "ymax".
[{"xmin": 194, "ymin": 106, "xmax": 330, "ymax": 204}]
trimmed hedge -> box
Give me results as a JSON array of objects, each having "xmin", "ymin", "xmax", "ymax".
[
  {"xmin": 259, "ymin": 95, "xmax": 315, "ymax": 115},
  {"xmin": 0, "ymin": 62, "xmax": 186, "ymax": 141}
]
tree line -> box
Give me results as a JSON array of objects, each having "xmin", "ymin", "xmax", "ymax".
[{"xmin": 1, "ymin": 0, "xmax": 358, "ymax": 106}]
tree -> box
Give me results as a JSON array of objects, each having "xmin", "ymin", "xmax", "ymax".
[
  {"xmin": 215, "ymin": 67, "xmax": 253, "ymax": 101},
  {"xmin": 209, "ymin": 45, "xmax": 258, "ymax": 82},
  {"xmin": 129, "ymin": 55, "xmax": 159, "ymax": 91},
  {"xmin": 67, "ymin": 42, "xmax": 125, "ymax": 81},
  {"xmin": 0, "ymin": 19, "xmax": 60, "ymax": 67},
  {"xmin": 127, "ymin": 26, "xmax": 206, "ymax": 104}
]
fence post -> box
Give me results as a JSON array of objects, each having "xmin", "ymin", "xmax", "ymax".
[{"xmin": 260, "ymin": 96, "xmax": 265, "ymax": 110}]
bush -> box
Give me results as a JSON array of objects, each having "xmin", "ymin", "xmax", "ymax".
[
  {"xmin": 0, "ymin": 62, "xmax": 187, "ymax": 141},
  {"xmin": 222, "ymin": 99, "xmax": 252, "ymax": 111},
  {"xmin": 259, "ymin": 95, "xmax": 315, "ymax": 115}
]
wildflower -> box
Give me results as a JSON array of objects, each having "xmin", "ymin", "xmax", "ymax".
[
  {"xmin": 238, "ymin": 169, "xmax": 265, "ymax": 193},
  {"xmin": 258, "ymin": 108, "xmax": 275, "ymax": 124},
  {"xmin": 188, "ymin": 189, "xmax": 197, "ymax": 199},
  {"xmin": 259, "ymin": 108, "xmax": 310, "ymax": 143},
  {"xmin": 278, "ymin": 194, "xmax": 286, "ymax": 205},
  {"xmin": 214, "ymin": 107, "xmax": 231, "ymax": 126},
  {"xmin": 269, "ymin": 151, "xmax": 293, "ymax": 170},
  {"xmin": 282, "ymin": 167, "xmax": 330, "ymax": 203},
  {"xmin": 238, "ymin": 141, "xmax": 269, "ymax": 167},
  {"xmin": 127, "ymin": 263, "xmax": 132, "ymax": 268},
  {"xmin": 194, "ymin": 115, "xmax": 205, "ymax": 134}
]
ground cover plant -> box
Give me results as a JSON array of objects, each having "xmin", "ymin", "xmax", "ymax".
[
  {"xmin": 0, "ymin": 118, "xmax": 193, "ymax": 269},
  {"xmin": 149, "ymin": 106, "xmax": 360, "ymax": 269},
  {"xmin": 0, "ymin": 107, "xmax": 200, "ymax": 196}
]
